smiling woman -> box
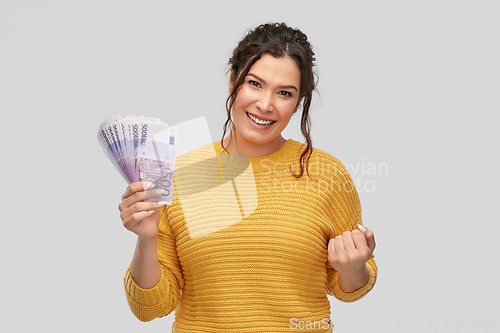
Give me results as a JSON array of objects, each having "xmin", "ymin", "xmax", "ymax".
[
  {"xmin": 119, "ymin": 22, "xmax": 378, "ymax": 333},
  {"xmin": 223, "ymin": 54, "xmax": 302, "ymax": 157},
  {"xmin": 222, "ymin": 23, "xmax": 317, "ymax": 177}
]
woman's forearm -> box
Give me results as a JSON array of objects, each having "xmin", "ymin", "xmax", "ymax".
[
  {"xmin": 130, "ymin": 236, "xmax": 162, "ymax": 289},
  {"xmin": 337, "ymin": 263, "xmax": 370, "ymax": 293}
]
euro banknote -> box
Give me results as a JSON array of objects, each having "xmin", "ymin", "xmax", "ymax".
[{"xmin": 98, "ymin": 115, "xmax": 177, "ymax": 204}]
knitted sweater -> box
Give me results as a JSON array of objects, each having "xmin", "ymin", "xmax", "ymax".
[{"xmin": 124, "ymin": 139, "xmax": 377, "ymax": 332}]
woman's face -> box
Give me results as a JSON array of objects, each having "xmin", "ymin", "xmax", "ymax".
[{"xmin": 230, "ymin": 53, "xmax": 302, "ymax": 152}]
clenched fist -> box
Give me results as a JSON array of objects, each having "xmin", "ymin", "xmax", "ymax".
[{"xmin": 328, "ymin": 224, "xmax": 376, "ymax": 292}]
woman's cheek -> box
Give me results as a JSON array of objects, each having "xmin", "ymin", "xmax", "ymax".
[
  {"xmin": 281, "ymin": 101, "xmax": 297, "ymax": 117},
  {"xmin": 236, "ymin": 86, "xmax": 256, "ymax": 105}
]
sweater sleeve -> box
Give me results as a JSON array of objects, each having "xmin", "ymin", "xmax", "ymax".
[
  {"xmin": 322, "ymin": 157, "xmax": 378, "ymax": 302},
  {"xmin": 123, "ymin": 205, "xmax": 184, "ymax": 322}
]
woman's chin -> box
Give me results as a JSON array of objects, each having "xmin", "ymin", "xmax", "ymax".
[{"xmin": 239, "ymin": 131, "xmax": 275, "ymax": 145}]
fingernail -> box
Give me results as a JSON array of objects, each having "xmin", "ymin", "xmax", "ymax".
[
  {"xmin": 146, "ymin": 183, "xmax": 155, "ymax": 190},
  {"xmin": 155, "ymin": 189, "xmax": 165, "ymax": 195},
  {"xmin": 358, "ymin": 224, "xmax": 367, "ymax": 232},
  {"xmin": 148, "ymin": 210, "xmax": 155, "ymax": 214},
  {"xmin": 158, "ymin": 201, "xmax": 167, "ymax": 207}
]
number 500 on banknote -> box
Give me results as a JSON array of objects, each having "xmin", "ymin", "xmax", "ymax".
[{"xmin": 139, "ymin": 126, "xmax": 177, "ymax": 204}]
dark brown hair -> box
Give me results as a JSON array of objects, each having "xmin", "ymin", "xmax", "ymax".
[{"xmin": 220, "ymin": 22, "xmax": 318, "ymax": 178}]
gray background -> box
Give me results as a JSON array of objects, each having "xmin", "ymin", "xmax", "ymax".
[{"xmin": 1, "ymin": 0, "xmax": 499, "ymax": 332}]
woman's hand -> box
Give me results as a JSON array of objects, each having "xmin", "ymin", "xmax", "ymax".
[
  {"xmin": 328, "ymin": 225, "xmax": 376, "ymax": 292},
  {"xmin": 118, "ymin": 182, "xmax": 167, "ymax": 241}
]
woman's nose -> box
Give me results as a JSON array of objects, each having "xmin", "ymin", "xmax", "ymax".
[{"xmin": 258, "ymin": 92, "xmax": 274, "ymax": 112}]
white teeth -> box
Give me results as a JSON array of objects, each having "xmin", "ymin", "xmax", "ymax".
[{"xmin": 246, "ymin": 112, "xmax": 275, "ymax": 125}]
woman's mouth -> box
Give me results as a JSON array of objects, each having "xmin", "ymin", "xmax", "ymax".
[{"xmin": 246, "ymin": 112, "xmax": 277, "ymax": 126}]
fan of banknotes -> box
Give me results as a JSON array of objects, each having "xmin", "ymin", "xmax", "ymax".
[{"xmin": 97, "ymin": 115, "xmax": 177, "ymax": 204}]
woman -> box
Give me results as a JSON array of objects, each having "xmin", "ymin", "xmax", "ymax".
[{"xmin": 119, "ymin": 22, "xmax": 377, "ymax": 332}]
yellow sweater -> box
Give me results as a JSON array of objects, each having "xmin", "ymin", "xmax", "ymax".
[{"xmin": 124, "ymin": 139, "xmax": 377, "ymax": 332}]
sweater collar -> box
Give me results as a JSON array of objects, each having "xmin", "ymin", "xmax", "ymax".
[{"xmin": 213, "ymin": 139, "xmax": 304, "ymax": 173}]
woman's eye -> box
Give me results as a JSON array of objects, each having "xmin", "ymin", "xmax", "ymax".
[
  {"xmin": 249, "ymin": 80, "xmax": 261, "ymax": 88},
  {"xmin": 279, "ymin": 91, "xmax": 292, "ymax": 97}
]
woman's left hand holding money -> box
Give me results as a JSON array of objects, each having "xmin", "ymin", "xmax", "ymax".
[{"xmin": 327, "ymin": 225, "xmax": 376, "ymax": 293}]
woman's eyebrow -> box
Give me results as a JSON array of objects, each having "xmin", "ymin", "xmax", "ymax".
[{"xmin": 247, "ymin": 73, "xmax": 298, "ymax": 92}]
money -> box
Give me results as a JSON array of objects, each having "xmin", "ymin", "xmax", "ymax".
[
  {"xmin": 139, "ymin": 126, "xmax": 177, "ymax": 203},
  {"xmin": 98, "ymin": 115, "xmax": 177, "ymax": 204}
]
